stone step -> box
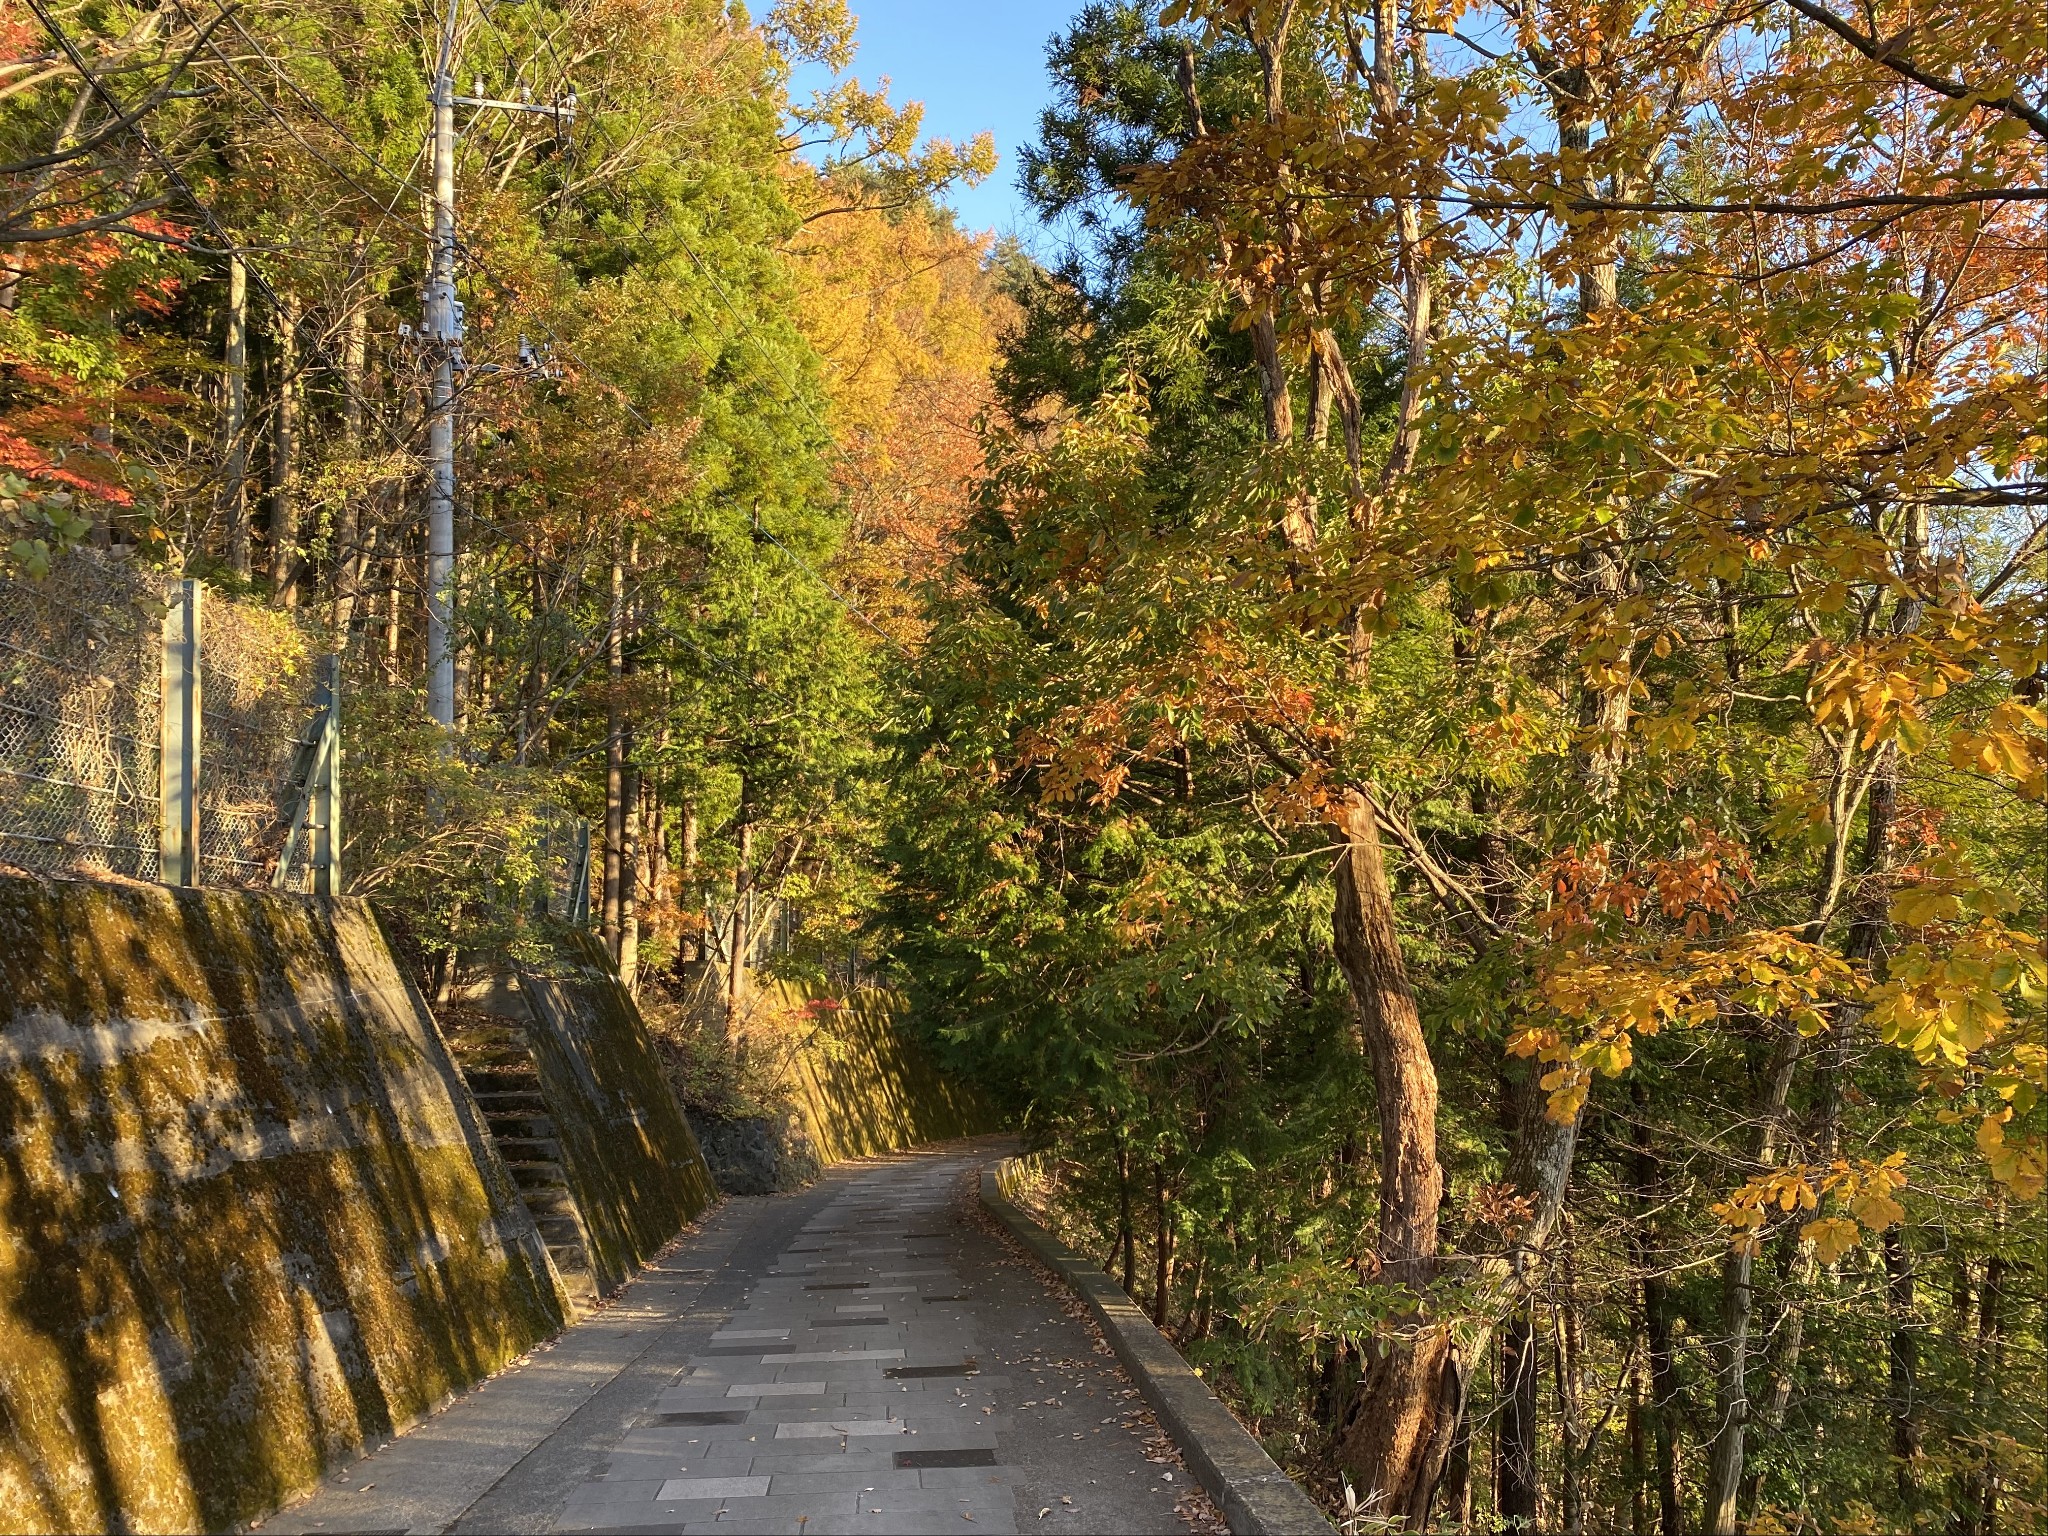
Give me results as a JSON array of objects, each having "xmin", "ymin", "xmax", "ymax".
[
  {"xmin": 520, "ymin": 1187, "xmax": 581, "ymax": 1219},
  {"xmin": 503, "ymin": 1156, "xmax": 569, "ymax": 1180},
  {"xmin": 493, "ymin": 1135, "xmax": 564, "ymax": 1155},
  {"xmin": 444, "ymin": 1037, "xmax": 528, "ymax": 1066},
  {"xmin": 462, "ymin": 1068, "xmax": 544, "ymax": 1096},
  {"xmin": 449, "ymin": 1021, "xmax": 601, "ymax": 1315},
  {"xmin": 471, "ymin": 1088, "xmax": 549, "ymax": 1112},
  {"xmin": 481, "ymin": 1114, "xmax": 557, "ymax": 1142}
]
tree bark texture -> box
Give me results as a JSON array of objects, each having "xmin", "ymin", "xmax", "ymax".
[
  {"xmin": 1152, "ymin": 1163, "xmax": 1174, "ymax": 1328},
  {"xmin": 266, "ymin": 296, "xmax": 299, "ymax": 600},
  {"xmin": 1117, "ymin": 1139, "xmax": 1136, "ymax": 1296},
  {"xmin": 1558, "ymin": 1289, "xmax": 1590, "ymax": 1536},
  {"xmin": 676, "ymin": 796, "xmax": 701, "ymax": 971},
  {"xmin": 1632, "ymin": 1081, "xmax": 1685, "ymax": 1536},
  {"xmin": 1330, "ymin": 789, "xmax": 1455, "ymax": 1524},
  {"xmin": 618, "ymin": 760, "xmax": 641, "ymax": 993},
  {"xmin": 223, "ymin": 254, "xmax": 250, "ymax": 579},
  {"xmin": 332, "ymin": 242, "xmax": 368, "ymax": 642},
  {"xmin": 603, "ymin": 552, "xmax": 626, "ymax": 955},
  {"xmin": 1497, "ymin": 1304, "xmax": 1542, "ymax": 1531},
  {"xmin": 1959, "ymin": 1249, "xmax": 2006, "ymax": 1533},
  {"xmin": 1885, "ymin": 1226, "xmax": 1922, "ymax": 1517},
  {"xmin": 726, "ymin": 793, "xmax": 753, "ymax": 1030}
]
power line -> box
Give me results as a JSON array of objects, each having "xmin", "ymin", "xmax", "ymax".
[
  {"xmin": 23, "ymin": 0, "xmax": 450, "ymax": 515},
  {"xmin": 175, "ymin": 0, "xmax": 632, "ymax": 441},
  {"xmin": 43, "ymin": 0, "xmax": 915, "ymax": 666},
  {"xmin": 27, "ymin": 0, "xmax": 274, "ymax": 281},
  {"xmin": 170, "ymin": 0, "xmax": 418, "ymax": 229},
  {"xmin": 205, "ymin": 0, "xmax": 910, "ymax": 661}
]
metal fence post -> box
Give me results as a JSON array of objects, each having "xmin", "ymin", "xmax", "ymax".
[
  {"xmin": 311, "ymin": 653, "xmax": 341, "ymax": 896},
  {"xmin": 275, "ymin": 652, "xmax": 341, "ymax": 895},
  {"xmin": 158, "ymin": 579, "xmax": 201, "ymax": 886},
  {"xmin": 570, "ymin": 817, "xmax": 592, "ymax": 926}
]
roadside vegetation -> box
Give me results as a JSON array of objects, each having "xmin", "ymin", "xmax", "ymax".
[{"xmin": 5, "ymin": 0, "xmax": 2041, "ymax": 1529}]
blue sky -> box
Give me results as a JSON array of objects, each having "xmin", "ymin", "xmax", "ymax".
[{"xmin": 787, "ymin": 1, "xmax": 1083, "ymax": 246}]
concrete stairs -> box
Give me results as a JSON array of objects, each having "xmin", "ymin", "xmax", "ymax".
[{"xmin": 442, "ymin": 1011, "xmax": 601, "ymax": 1314}]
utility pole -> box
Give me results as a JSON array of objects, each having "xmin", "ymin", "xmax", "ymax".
[{"xmin": 420, "ymin": 0, "xmax": 574, "ymax": 728}]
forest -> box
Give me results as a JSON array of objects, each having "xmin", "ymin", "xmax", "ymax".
[{"xmin": 3, "ymin": 0, "xmax": 2043, "ymax": 1531}]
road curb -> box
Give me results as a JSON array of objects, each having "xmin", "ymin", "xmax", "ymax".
[{"xmin": 980, "ymin": 1162, "xmax": 1336, "ymax": 1536}]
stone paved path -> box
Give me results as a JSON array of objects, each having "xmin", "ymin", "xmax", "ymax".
[{"xmin": 261, "ymin": 1146, "xmax": 1201, "ymax": 1535}]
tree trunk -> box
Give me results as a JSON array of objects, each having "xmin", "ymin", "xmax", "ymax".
[
  {"xmin": 267, "ymin": 296, "xmax": 299, "ymax": 602},
  {"xmin": 333, "ymin": 245, "xmax": 368, "ymax": 642},
  {"xmin": 1494, "ymin": 1063, "xmax": 1542, "ymax": 1531},
  {"xmin": 1442, "ymin": 1400, "xmax": 1473, "ymax": 1532},
  {"xmin": 1964, "ymin": 1246, "xmax": 2006, "ymax": 1533},
  {"xmin": 618, "ymin": 761, "xmax": 641, "ymax": 994},
  {"xmin": 1704, "ymin": 1013, "xmax": 1809, "ymax": 1534},
  {"xmin": 1249, "ymin": 313, "xmax": 1295, "ymax": 451},
  {"xmin": 1497, "ymin": 1306, "xmax": 1542, "ymax": 1531},
  {"xmin": 1705, "ymin": 1201, "xmax": 1759, "ymax": 1531},
  {"xmin": 1705, "ymin": 1204, "xmax": 1768, "ymax": 1535},
  {"xmin": 726, "ymin": 787, "xmax": 753, "ymax": 1030},
  {"xmin": 603, "ymin": 551, "xmax": 626, "ymax": 955},
  {"xmin": 1152, "ymin": 1162, "xmax": 1174, "ymax": 1328},
  {"xmin": 676, "ymin": 795, "xmax": 701, "ymax": 971},
  {"xmin": 617, "ymin": 565, "xmax": 643, "ymax": 991},
  {"xmin": 1629, "ymin": 1316, "xmax": 1650, "ymax": 1536},
  {"xmin": 641, "ymin": 772, "xmax": 666, "ymax": 963},
  {"xmin": 1745, "ymin": 1232, "xmax": 1815, "ymax": 1516},
  {"xmin": 1649, "ymin": 1273, "xmax": 1682, "ymax": 1536},
  {"xmin": 383, "ymin": 560, "xmax": 402, "ymax": 684},
  {"xmin": 1632, "ymin": 1081, "xmax": 1684, "ymax": 1536},
  {"xmin": 1117, "ymin": 1139, "xmax": 1136, "ymax": 1296},
  {"xmin": 224, "ymin": 255, "xmax": 250, "ymax": 579},
  {"xmin": 1885, "ymin": 1225, "xmax": 1922, "ymax": 1522},
  {"xmin": 1557, "ymin": 1281, "xmax": 1589, "ymax": 1536},
  {"xmin": 1330, "ymin": 789, "xmax": 1455, "ymax": 1524}
]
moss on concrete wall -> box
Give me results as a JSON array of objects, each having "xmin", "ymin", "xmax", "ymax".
[
  {"xmin": 516, "ymin": 932, "xmax": 719, "ymax": 1294},
  {"xmin": 0, "ymin": 874, "xmax": 567, "ymax": 1535},
  {"xmin": 768, "ymin": 985, "xmax": 998, "ymax": 1163}
]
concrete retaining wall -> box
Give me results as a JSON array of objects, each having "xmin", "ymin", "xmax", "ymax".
[
  {"xmin": 769, "ymin": 985, "xmax": 995, "ymax": 1163},
  {"xmin": 0, "ymin": 875, "xmax": 568, "ymax": 1535},
  {"xmin": 514, "ymin": 932, "xmax": 720, "ymax": 1293}
]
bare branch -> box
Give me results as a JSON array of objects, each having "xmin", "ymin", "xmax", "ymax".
[{"xmin": 1770, "ymin": 0, "xmax": 2048, "ymax": 141}]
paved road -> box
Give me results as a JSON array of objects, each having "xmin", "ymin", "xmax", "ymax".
[{"xmin": 262, "ymin": 1146, "xmax": 1205, "ymax": 1536}]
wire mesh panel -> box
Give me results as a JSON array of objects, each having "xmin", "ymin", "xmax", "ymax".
[
  {"xmin": 0, "ymin": 550, "xmax": 330, "ymax": 891},
  {"xmin": 198, "ymin": 598, "xmax": 319, "ymax": 887},
  {"xmin": 0, "ymin": 554, "xmax": 163, "ymax": 880},
  {"xmin": 533, "ymin": 809, "xmax": 593, "ymax": 924}
]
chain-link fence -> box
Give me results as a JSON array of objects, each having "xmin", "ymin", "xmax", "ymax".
[
  {"xmin": 532, "ymin": 808, "xmax": 593, "ymax": 924},
  {"xmin": 198, "ymin": 596, "xmax": 319, "ymax": 888},
  {"xmin": 0, "ymin": 550, "xmax": 332, "ymax": 890},
  {"xmin": 0, "ymin": 554, "xmax": 164, "ymax": 880}
]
